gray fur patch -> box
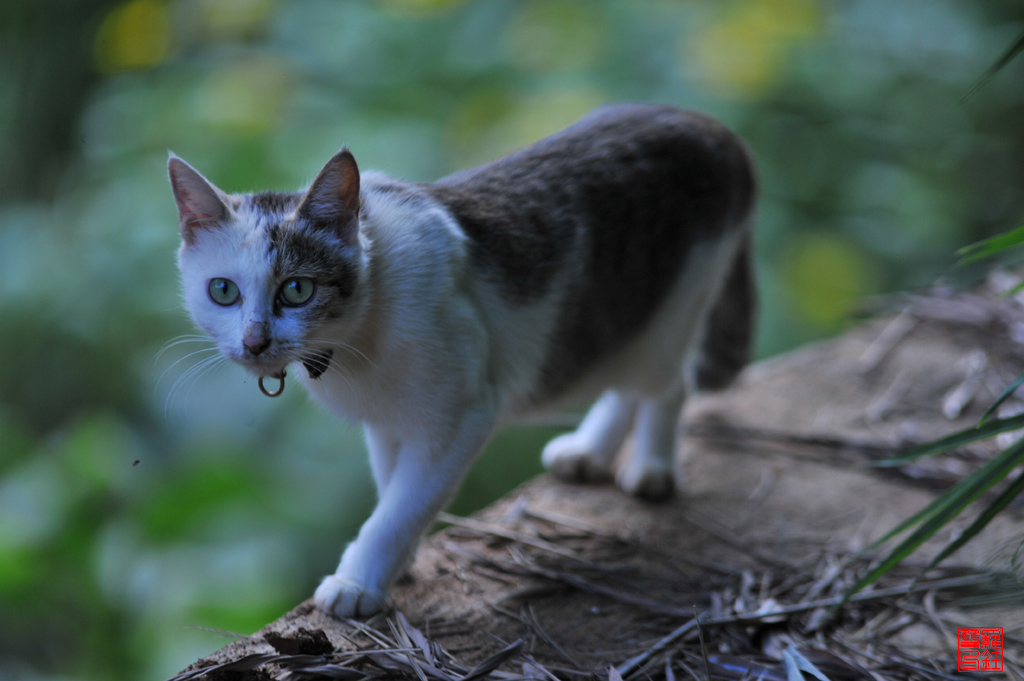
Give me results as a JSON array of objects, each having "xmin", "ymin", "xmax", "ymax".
[
  {"xmin": 692, "ymin": 233, "xmax": 756, "ymax": 391},
  {"xmin": 428, "ymin": 103, "xmax": 757, "ymax": 399},
  {"xmin": 240, "ymin": 190, "xmax": 358, "ymax": 322},
  {"xmin": 303, "ymin": 349, "xmax": 334, "ymax": 379},
  {"xmin": 270, "ymin": 226, "xmax": 357, "ymax": 319},
  {"xmin": 250, "ymin": 191, "xmax": 300, "ymax": 216}
]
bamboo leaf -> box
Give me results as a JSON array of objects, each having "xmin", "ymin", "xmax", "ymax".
[
  {"xmin": 870, "ymin": 437, "xmax": 1024, "ymax": 549},
  {"xmin": 955, "ymin": 225, "xmax": 1024, "ymax": 265},
  {"xmin": 842, "ymin": 438, "xmax": 1024, "ymax": 604},
  {"xmin": 872, "ymin": 411, "xmax": 1024, "ymax": 467},
  {"xmin": 979, "ymin": 369, "xmax": 1024, "ymax": 426},
  {"xmin": 922, "ymin": 468, "xmax": 1024, "ymax": 574},
  {"xmin": 962, "ymin": 29, "xmax": 1024, "ymax": 101}
]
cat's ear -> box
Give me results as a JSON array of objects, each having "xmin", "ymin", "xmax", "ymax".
[
  {"xmin": 168, "ymin": 154, "xmax": 232, "ymax": 246},
  {"xmin": 298, "ymin": 148, "xmax": 360, "ymax": 239}
]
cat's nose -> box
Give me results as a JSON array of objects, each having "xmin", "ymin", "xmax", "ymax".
[
  {"xmin": 243, "ymin": 328, "xmax": 271, "ymax": 356},
  {"xmin": 244, "ymin": 337, "xmax": 270, "ymax": 355}
]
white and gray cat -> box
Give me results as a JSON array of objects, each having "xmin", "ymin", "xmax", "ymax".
[{"xmin": 169, "ymin": 103, "xmax": 756, "ymax": 618}]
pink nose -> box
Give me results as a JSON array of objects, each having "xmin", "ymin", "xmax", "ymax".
[{"xmin": 243, "ymin": 333, "xmax": 270, "ymax": 356}]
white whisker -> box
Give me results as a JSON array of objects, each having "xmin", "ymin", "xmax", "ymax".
[
  {"xmin": 304, "ymin": 337, "xmax": 379, "ymax": 371},
  {"xmin": 155, "ymin": 346, "xmax": 221, "ymax": 392},
  {"xmin": 318, "ymin": 359, "xmax": 359, "ymax": 394},
  {"xmin": 182, "ymin": 355, "xmax": 229, "ymax": 397},
  {"xmin": 163, "ymin": 354, "xmax": 228, "ymax": 421},
  {"xmin": 164, "ymin": 354, "xmax": 215, "ymax": 413},
  {"xmin": 155, "ymin": 334, "xmax": 214, "ymax": 362}
]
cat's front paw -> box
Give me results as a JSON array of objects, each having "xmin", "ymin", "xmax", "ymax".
[
  {"xmin": 616, "ymin": 460, "xmax": 676, "ymax": 502},
  {"xmin": 314, "ymin": 575, "xmax": 388, "ymax": 618},
  {"xmin": 542, "ymin": 434, "xmax": 615, "ymax": 482}
]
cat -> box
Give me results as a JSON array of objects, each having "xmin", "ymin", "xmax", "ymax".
[{"xmin": 168, "ymin": 102, "xmax": 756, "ymax": 619}]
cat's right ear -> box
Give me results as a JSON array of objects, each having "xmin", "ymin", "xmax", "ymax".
[
  {"xmin": 168, "ymin": 154, "xmax": 231, "ymax": 246},
  {"xmin": 297, "ymin": 148, "xmax": 360, "ymax": 241}
]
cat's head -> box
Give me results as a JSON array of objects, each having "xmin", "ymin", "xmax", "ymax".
[{"xmin": 169, "ymin": 149, "xmax": 368, "ymax": 381}]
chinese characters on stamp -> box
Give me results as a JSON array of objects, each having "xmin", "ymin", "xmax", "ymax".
[{"xmin": 958, "ymin": 627, "xmax": 1003, "ymax": 673}]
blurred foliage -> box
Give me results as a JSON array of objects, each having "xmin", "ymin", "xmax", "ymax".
[{"xmin": 0, "ymin": 1, "xmax": 1022, "ymax": 679}]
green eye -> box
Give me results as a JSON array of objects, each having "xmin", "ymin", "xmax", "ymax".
[
  {"xmin": 208, "ymin": 278, "xmax": 240, "ymax": 306},
  {"xmin": 280, "ymin": 277, "xmax": 315, "ymax": 306}
]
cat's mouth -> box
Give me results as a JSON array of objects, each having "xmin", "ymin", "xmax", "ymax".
[
  {"xmin": 241, "ymin": 353, "xmax": 280, "ymax": 368},
  {"xmin": 238, "ymin": 347, "xmax": 333, "ymax": 381},
  {"xmin": 237, "ymin": 351, "xmax": 289, "ymax": 379}
]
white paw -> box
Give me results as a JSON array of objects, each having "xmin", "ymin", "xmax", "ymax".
[
  {"xmin": 542, "ymin": 434, "xmax": 614, "ymax": 482},
  {"xmin": 616, "ymin": 461, "xmax": 676, "ymax": 501},
  {"xmin": 314, "ymin": 575, "xmax": 387, "ymax": 618}
]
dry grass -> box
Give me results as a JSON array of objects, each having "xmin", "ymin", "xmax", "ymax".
[{"xmin": 169, "ymin": 505, "xmax": 1023, "ymax": 681}]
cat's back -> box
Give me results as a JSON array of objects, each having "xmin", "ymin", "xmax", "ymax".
[
  {"xmin": 424, "ymin": 103, "xmax": 756, "ymax": 403},
  {"xmin": 436, "ymin": 103, "xmax": 753, "ymax": 203},
  {"xmin": 425, "ymin": 103, "xmax": 754, "ymax": 302}
]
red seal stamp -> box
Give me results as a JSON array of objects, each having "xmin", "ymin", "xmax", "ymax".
[{"xmin": 958, "ymin": 627, "xmax": 1003, "ymax": 673}]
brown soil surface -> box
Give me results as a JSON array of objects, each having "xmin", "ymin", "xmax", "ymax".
[{"xmin": 174, "ymin": 301, "xmax": 1024, "ymax": 681}]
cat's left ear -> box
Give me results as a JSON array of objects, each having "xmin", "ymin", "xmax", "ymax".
[
  {"xmin": 168, "ymin": 154, "xmax": 232, "ymax": 246},
  {"xmin": 298, "ymin": 148, "xmax": 360, "ymax": 240}
]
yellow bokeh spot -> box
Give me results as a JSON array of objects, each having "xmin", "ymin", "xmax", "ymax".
[
  {"xmin": 447, "ymin": 89, "xmax": 515, "ymax": 158},
  {"xmin": 377, "ymin": 0, "xmax": 465, "ymax": 15},
  {"xmin": 193, "ymin": 58, "xmax": 291, "ymax": 135},
  {"xmin": 447, "ymin": 88, "xmax": 606, "ymax": 170},
  {"xmin": 200, "ymin": 0, "xmax": 276, "ymax": 38},
  {"xmin": 509, "ymin": 89, "xmax": 608, "ymax": 150},
  {"xmin": 94, "ymin": 0, "xmax": 171, "ymax": 73},
  {"xmin": 783, "ymin": 234, "xmax": 873, "ymax": 328},
  {"xmin": 504, "ymin": 0, "xmax": 604, "ymax": 72},
  {"xmin": 688, "ymin": 0, "xmax": 820, "ymax": 98}
]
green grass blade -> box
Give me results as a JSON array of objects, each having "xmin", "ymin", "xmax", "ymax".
[
  {"xmin": 922, "ymin": 468, "xmax": 1024, "ymax": 574},
  {"xmin": 872, "ymin": 411, "xmax": 1024, "ymax": 467},
  {"xmin": 868, "ymin": 437, "xmax": 1024, "ymax": 550},
  {"xmin": 979, "ymin": 370, "xmax": 1024, "ymax": 426},
  {"xmin": 962, "ymin": 29, "xmax": 1024, "ymax": 101},
  {"xmin": 843, "ymin": 439, "xmax": 1024, "ymax": 604},
  {"xmin": 955, "ymin": 224, "xmax": 1024, "ymax": 265}
]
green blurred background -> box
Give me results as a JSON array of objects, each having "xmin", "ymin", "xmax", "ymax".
[{"xmin": 0, "ymin": 0, "xmax": 1022, "ymax": 679}]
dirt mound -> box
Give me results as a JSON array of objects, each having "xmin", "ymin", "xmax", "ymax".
[{"xmin": 173, "ymin": 284, "xmax": 1024, "ymax": 681}]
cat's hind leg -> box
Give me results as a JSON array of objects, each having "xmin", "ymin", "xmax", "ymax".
[
  {"xmin": 615, "ymin": 379, "xmax": 686, "ymax": 501},
  {"xmin": 542, "ymin": 390, "xmax": 637, "ymax": 482}
]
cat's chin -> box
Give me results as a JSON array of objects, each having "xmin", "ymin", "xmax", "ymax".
[{"xmin": 237, "ymin": 357, "xmax": 289, "ymax": 379}]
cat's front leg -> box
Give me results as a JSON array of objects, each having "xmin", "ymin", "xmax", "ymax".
[
  {"xmin": 314, "ymin": 401, "xmax": 496, "ymax": 618},
  {"xmin": 363, "ymin": 424, "xmax": 400, "ymax": 491}
]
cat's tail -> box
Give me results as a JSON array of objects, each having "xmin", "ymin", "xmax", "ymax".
[{"xmin": 691, "ymin": 231, "xmax": 756, "ymax": 391}]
